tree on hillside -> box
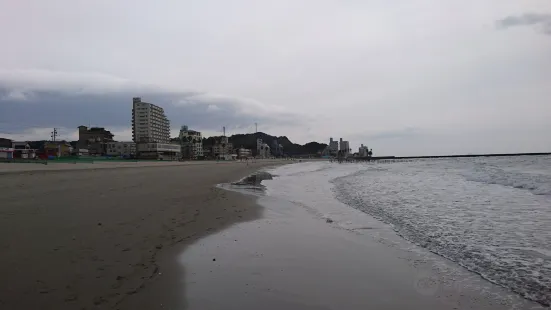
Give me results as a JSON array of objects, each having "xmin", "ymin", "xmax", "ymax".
[{"xmin": 206, "ymin": 132, "xmax": 327, "ymax": 156}]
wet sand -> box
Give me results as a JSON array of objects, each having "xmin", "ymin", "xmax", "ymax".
[
  {"xmin": 0, "ymin": 161, "xmax": 283, "ymax": 310},
  {"xmin": 0, "ymin": 159, "xmax": 288, "ymax": 175},
  {"xmin": 175, "ymin": 174, "xmax": 545, "ymax": 310}
]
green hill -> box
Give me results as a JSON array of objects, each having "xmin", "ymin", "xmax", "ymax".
[{"xmin": 197, "ymin": 132, "xmax": 326, "ymax": 156}]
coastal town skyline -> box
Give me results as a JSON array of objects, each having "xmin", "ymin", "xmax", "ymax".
[
  {"xmin": 1, "ymin": 95, "xmax": 363, "ymax": 156},
  {"xmin": 1, "ymin": 95, "xmax": 364, "ymax": 160}
]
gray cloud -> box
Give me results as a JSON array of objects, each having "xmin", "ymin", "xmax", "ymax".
[
  {"xmin": 496, "ymin": 13, "xmax": 551, "ymax": 35},
  {"xmin": 0, "ymin": 69, "xmax": 306, "ymax": 138},
  {"xmin": 0, "ymin": 65, "xmax": 312, "ymax": 141},
  {"xmin": 0, "ymin": 87, "xmax": 302, "ymax": 139}
]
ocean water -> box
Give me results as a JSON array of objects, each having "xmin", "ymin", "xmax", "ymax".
[{"xmin": 264, "ymin": 156, "xmax": 551, "ymax": 307}]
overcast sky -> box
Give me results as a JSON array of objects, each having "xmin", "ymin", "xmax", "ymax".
[{"xmin": 1, "ymin": 0, "xmax": 550, "ymax": 156}]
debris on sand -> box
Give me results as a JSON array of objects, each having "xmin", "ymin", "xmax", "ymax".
[{"xmin": 232, "ymin": 172, "xmax": 273, "ymax": 187}]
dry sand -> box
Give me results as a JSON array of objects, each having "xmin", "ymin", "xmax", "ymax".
[
  {"xmin": 0, "ymin": 161, "xmax": 283, "ymax": 310},
  {"xmin": 0, "ymin": 159, "xmax": 290, "ymax": 175}
]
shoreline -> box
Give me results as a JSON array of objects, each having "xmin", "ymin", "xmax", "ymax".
[
  {"xmin": 178, "ymin": 163, "xmax": 544, "ymax": 310},
  {"xmin": 0, "ymin": 159, "xmax": 295, "ymax": 176},
  {"xmin": 0, "ymin": 161, "xmax": 286, "ymax": 310}
]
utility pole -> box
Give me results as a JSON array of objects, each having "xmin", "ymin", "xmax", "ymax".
[
  {"xmin": 255, "ymin": 122, "xmax": 257, "ymax": 133},
  {"xmin": 221, "ymin": 126, "xmax": 226, "ymax": 160},
  {"xmin": 51, "ymin": 128, "xmax": 58, "ymax": 142}
]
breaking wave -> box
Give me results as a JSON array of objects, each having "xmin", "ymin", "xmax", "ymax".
[{"xmin": 332, "ymin": 156, "xmax": 551, "ymax": 306}]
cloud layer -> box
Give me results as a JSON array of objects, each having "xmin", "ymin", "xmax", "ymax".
[
  {"xmin": 1, "ymin": 1, "xmax": 551, "ymax": 155},
  {"xmin": 497, "ymin": 13, "xmax": 551, "ymax": 35},
  {"xmin": 0, "ymin": 69, "xmax": 305, "ymax": 141}
]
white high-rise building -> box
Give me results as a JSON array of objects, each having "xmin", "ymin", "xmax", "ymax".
[
  {"xmin": 132, "ymin": 97, "xmax": 170, "ymax": 143},
  {"xmin": 359, "ymin": 144, "xmax": 369, "ymax": 157},
  {"xmin": 329, "ymin": 138, "xmax": 339, "ymax": 154},
  {"xmin": 339, "ymin": 138, "xmax": 350, "ymax": 156},
  {"xmin": 132, "ymin": 97, "xmax": 180, "ymax": 160}
]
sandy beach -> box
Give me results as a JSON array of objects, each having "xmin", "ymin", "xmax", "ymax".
[
  {"xmin": 0, "ymin": 160, "xmax": 544, "ymax": 310},
  {"xmin": 0, "ymin": 161, "xmax": 284, "ymax": 310}
]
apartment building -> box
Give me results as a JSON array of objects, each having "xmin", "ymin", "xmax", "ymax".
[
  {"xmin": 329, "ymin": 138, "xmax": 339, "ymax": 154},
  {"xmin": 131, "ymin": 97, "xmax": 179, "ymax": 159},
  {"xmin": 271, "ymin": 140, "xmax": 284, "ymax": 157},
  {"xmin": 132, "ymin": 97, "xmax": 170, "ymax": 143},
  {"xmin": 179, "ymin": 125, "xmax": 204, "ymax": 159},
  {"xmin": 339, "ymin": 138, "xmax": 350, "ymax": 156},
  {"xmin": 77, "ymin": 126, "xmax": 115, "ymax": 155},
  {"xmin": 359, "ymin": 144, "xmax": 369, "ymax": 157},
  {"xmin": 212, "ymin": 136, "xmax": 233, "ymax": 158},
  {"xmin": 256, "ymin": 138, "xmax": 271, "ymax": 159},
  {"xmin": 322, "ymin": 137, "xmax": 339, "ymax": 157}
]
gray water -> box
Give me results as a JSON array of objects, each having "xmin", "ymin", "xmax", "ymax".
[
  {"xmin": 330, "ymin": 156, "xmax": 551, "ymax": 306},
  {"xmin": 202, "ymin": 158, "xmax": 549, "ymax": 309}
]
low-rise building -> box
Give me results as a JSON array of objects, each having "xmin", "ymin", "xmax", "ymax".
[
  {"xmin": 136, "ymin": 143, "xmax": 181, "ymax": 160},
  {"xmin": 0, "ymin": 138, "xmax": 16, "ymax": 159},
  {"xmin": 73, "ymin": 148, "xmax": 89, "ymax": 156},
  {"xmin": 12, "ymin": 141, "xmax": 29, "ymax": 149},
  {"xmin": 212, "ymin": 136, "xmax": 233, "ymax": 158},
  {"xmin": 106, "ymin": 142, "xmax": 136, "ymax": 157},
  {"xmin": 12, "ymin": 141, "xmax": 36, "ymax": 159},
  {"xmin": 0, "ymin": 138, "xmax": 12, "ymax": 148},
  {"xmin": 203, "ymin": 148, "xmax": 212, "ymax": 159},
  {"xmin": 77, "ymin": 126, "xmax": 115, "ymax": 155},
  {"xmin": 0, "ymin": 147, "xmax": 14, "ymax": 159},
  {"xmin": 43, "ymin": 141, "xmax": 72, "ymax": 157},
  {"xmin": 238, "ymin": 148, "xmax": 252, "ymax": 159},
  {"xmin": 217, "ymin": 154, "xmax": 236, "ymax": 161}
]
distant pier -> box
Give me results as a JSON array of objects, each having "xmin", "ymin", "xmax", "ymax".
[{"xmin": 331, "ymin": 152, "xmax": 551, "ymax": 164}]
